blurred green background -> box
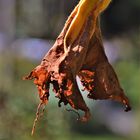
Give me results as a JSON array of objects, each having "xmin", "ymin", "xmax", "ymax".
[{"xmin": 0, "ymin": 0, "xmax": 140, "ymax": 140}]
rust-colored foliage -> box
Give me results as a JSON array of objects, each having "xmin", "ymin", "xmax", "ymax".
[{"xmin": 23, "ymin": 0, "xmax": 131, "ymax": 134}]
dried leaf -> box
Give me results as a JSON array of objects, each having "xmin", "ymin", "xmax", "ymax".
[{"xmin": 23, "ymin": 0, "xmax": 131, "ymax": 133}]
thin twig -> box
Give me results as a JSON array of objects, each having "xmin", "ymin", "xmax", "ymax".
[
  {"xmin": 31, "ymin": 102, "xmax": 44, "ymax": 136},
  {"xmin": 66, "ymin": 108, "xmax": 80, "ymax": 120}
]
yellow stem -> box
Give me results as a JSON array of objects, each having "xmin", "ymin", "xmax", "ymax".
[
  {"xmin": 64, "ymin": 0, "xmax": 98, "ymax": 52},
  {"xmin": 64, "ymin": 0, "xmax": 111, "ymax": 52}
]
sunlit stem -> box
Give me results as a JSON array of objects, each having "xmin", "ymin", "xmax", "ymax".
[{"xmin": 64, "ymin": 0, "xmax": 111, "ymax": 52}]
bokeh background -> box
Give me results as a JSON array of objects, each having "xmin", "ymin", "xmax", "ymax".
[{"xmin": 0, "ymin": 0, "xmax": 140, "ymax": 140}]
